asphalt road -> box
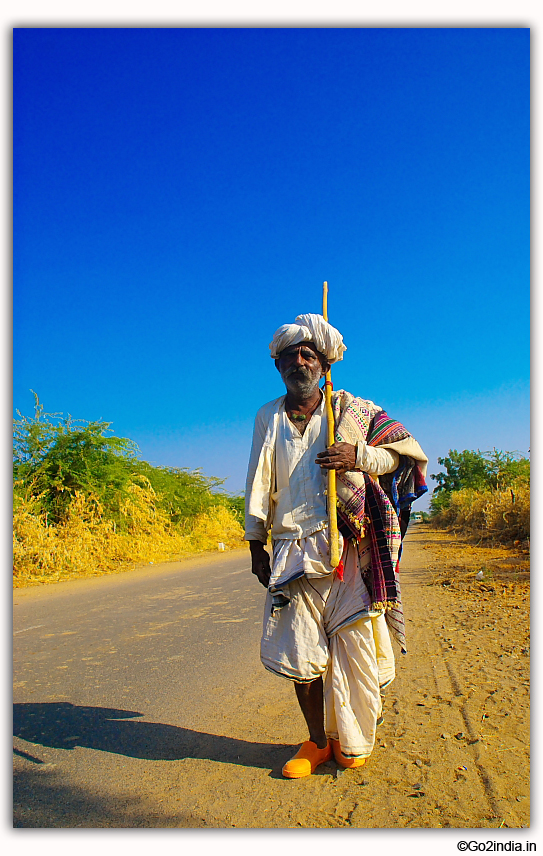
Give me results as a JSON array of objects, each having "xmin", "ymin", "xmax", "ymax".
[
  {"xmin": 14, "ymin": 549, "xmax": 263, "ymax": 719},
  {"xmin": 13, "ymin": 548, "xmax": 278, "ymax": 826}
]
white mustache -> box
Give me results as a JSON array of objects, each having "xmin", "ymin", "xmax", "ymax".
[{"xmin": 284, "ymin": 365, "xmax": 312, "ymax": 379}]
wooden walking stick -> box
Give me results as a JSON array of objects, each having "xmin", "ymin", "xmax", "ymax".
[{"xmin": 322, "ymin": 281, "xmax": 341, "ymax": 568}]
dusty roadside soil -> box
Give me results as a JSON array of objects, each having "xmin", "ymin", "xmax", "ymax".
[
  {"xmin": 13, "ymin": 525, "xmax": 530, "ymax": 829},
  {"xmin": 181, "ymin": 525, "xmax": 529, "ymax": 829},
  {"xmin": 178, "ymin": 525, "xmax": 530, "ymax": 829}
]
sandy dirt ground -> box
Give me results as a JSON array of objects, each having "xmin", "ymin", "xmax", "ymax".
[
  {"xmin": 170, "ymin": 526, "xmax": 530, "ymax": 830},
  {"xmin": 13, "ymin": 525, "xmax": 530, "ymax": 829}
]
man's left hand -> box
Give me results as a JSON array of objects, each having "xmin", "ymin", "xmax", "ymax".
[{"xmin": 315, "ymin": 442, "xmax": 357, "ymax": 473}]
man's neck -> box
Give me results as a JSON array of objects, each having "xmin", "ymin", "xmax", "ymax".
[{"xmin": 285, "ymin": 387, "xmax": 322, "ymax": 413}]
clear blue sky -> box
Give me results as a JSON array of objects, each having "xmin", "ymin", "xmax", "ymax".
[{"xmin": 13, "ymin": 27, "xmax": 530, "ymax": 509}]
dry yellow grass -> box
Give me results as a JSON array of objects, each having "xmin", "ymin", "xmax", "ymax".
[
  {"xmin": 432, "ymin": 484, "xmax": 529, "ymax": 545},
  {"xmin": 13, "ymin": 483, "xmax": 245, "ymax": 587}
]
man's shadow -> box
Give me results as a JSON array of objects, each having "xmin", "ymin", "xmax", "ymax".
[{"xmin": 13, "ymin": 702, "xmax": 330, "ymax": 778}]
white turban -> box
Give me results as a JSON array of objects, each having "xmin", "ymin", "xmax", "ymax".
[{"xmin": 269, "ymin": 313, "xmax": 347, "ymax": 364}]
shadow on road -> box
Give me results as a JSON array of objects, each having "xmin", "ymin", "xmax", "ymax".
[
  {"xmin": 13, "ymin": 702, "xmax": 335, "ymax": 826},
  {"xmin": 13, "ymin": 763, "xmax": 202, "ymax": 828},
  {"xmin": 13, "ymin": 701, "xmax": 295, "ymax": 770}
]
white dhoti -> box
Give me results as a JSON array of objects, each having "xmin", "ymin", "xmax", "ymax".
[{"xmin": 260, "ymin": 536, "xmax": 396, "ymax": 758}]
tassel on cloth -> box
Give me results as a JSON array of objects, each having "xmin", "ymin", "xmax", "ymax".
[{"xmin": 335, "ymin": 559, "xmax": 344, "ymax": 581}]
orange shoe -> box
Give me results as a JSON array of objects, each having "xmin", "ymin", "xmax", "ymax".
[
  {"xmin": 331, "ymin": 739, "xmax": 367, "ymax": 769},
  {"xmin": 282, "ymin": 740, "xmax": 332, "ymax": 779}
]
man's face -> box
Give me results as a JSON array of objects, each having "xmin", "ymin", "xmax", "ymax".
[{"xmin": 276, "ymin": 342, "xmax": 327, "ymax": 397}]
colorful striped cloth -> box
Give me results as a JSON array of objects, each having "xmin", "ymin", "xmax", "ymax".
[{"xmin": 331, "ymin": 391, "xmax": 428, "ymax": 652}]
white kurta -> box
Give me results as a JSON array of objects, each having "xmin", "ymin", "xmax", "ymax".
[{"xmin": 244, "ymin": 394, "xmax": 399, "ymax": 543}]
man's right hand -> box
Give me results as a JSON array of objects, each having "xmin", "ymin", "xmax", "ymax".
[{"xmin": 249, "ymin": 541, "xmax": 271, "ymax": 588}]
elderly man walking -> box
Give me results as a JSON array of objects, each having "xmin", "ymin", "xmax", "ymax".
[{"xmin": 245, "ymin": 313, "xmax": 428, "ymax": 778}]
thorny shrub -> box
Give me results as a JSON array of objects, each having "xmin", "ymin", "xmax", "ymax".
[{"xmin": 13, "ymin": 394, "xmax": 245, "ymax": 585}]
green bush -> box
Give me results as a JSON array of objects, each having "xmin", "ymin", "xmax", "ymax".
[
  {"xmin": 13, "ymin": 392, "xmax": 243, "ymax": 531},
  {"xmin": 430, "ymin": 448, "xmax": 530, "ymax": 516}
]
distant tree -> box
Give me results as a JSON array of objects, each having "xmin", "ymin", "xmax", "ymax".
[
  {"xmin": 483, "ymin": 449, "xmax": 530, "ymax": 490},
  {"xmin": 14, "ymin": 392, "xmax": 139, "ymax": 525},
  {"xmin": 132, "ymin": 459, "xmax": 230, "ymax": 522},
  {"xmin": 431, "ymin": 450, "xmax": 489, "ymax": 494},
  {"xmin": 430, "ymin": 448, "xmax": 529, "ymax": 514},
  {"xmin": 13, "ymin": 392, "xmax": 242, "ymax": 528}
]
